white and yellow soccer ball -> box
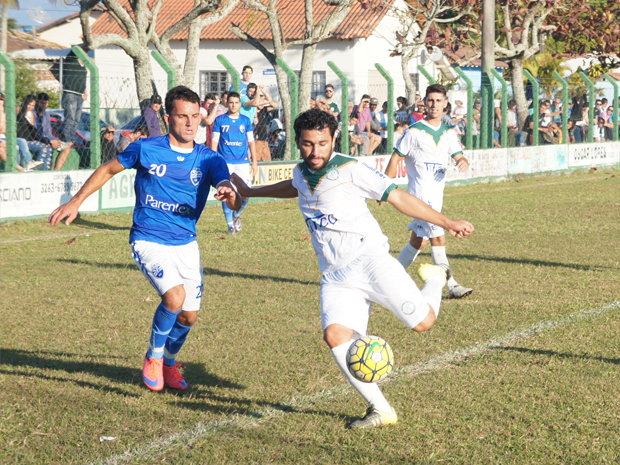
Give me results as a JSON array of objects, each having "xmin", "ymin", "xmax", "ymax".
[{"xmin": 346, "ymin": 336, "xmax": 394, "ymax": 383}]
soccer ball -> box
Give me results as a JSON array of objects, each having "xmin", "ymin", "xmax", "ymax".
[{"xmin": 346, "ymin": 336, "xmax": 394, "ymax": 383}]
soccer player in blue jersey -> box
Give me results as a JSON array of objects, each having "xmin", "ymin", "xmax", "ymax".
[
  {"xmin": 211, "ymin": 92, "xmax": 257, "ymax": 234},
  {"xmin": 48, "ymin": 86, "xmax": 240, "ymax": 392}
]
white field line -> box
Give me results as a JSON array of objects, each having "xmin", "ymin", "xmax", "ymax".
[
  {"xmin": 92, "ymin": 300, "xmax": 620, "ymax": 465},
  {"xmin": 0, "ymin": 230, "xmax": 110, "ymax": 244}
]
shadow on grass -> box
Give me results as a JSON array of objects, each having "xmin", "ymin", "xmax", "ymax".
[
  {"xmin": 71, "ymin": 215, "xmax": 130, "ymax": 231},
  {"xmin": 55, "ymin": 259, "xmax": 135, "ymax": 269},
  {"xmin": 0, "ymin": 349, "xmax": 245, "ymax": 394},
  {"xmin": 502, "ymin": 346, "xmax": 620, "ymax": 364},
  {"xmin": 448, "ymin": 254, "xmax": 606, "ymax": 272},
  {"xmin": 203, "ymin": 267, "xmax": 319, "ymax": 286}
]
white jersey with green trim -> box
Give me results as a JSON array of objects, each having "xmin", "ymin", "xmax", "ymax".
[
  {"xmin": 291, "ymin": 153, "xmax": 397, "ymax": 274},
  {"xmin": 394, "ymin": 120, "xmax": 463, "ymax": 212}
]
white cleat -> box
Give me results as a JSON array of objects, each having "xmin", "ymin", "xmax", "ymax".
[{"xmin": 449, "ymin": 284, "xmax": 473, "ymax": 299}]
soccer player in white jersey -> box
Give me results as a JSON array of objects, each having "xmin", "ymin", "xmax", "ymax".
[
  {"xmin": 385, "ymin": 84, "xmax": 473, "ymax": 298},
  {"xmin": 231, "ymin": 109, "xmax": 474, "ymax": 428},
  {"xmin": 49, "ymin": 86, "xmax": 240, "ymax": 392}
]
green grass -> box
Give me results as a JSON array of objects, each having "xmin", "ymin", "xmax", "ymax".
[{"xmin": 1, "ymin": 169, "xmax": 619, "ymax": 464}]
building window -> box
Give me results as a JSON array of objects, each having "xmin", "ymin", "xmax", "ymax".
[
  {"xmin": 288, "ymin": 71, "xmax": 326, "ymax": 100},
  {"xmin": 199, "ymin": 71, "xmax": 229, "ymax": 99}
]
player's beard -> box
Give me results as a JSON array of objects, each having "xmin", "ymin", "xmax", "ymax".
[{"xmin": 302, "ymin": 141, "xmax": 334, "ymax": 171}]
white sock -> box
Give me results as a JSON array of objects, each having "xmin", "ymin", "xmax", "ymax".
[
  {"xmin": 331, "ymin": 341, "xmax": 392, "ymax": 413},
  {"xmin": 397, "ymin": 243, "xmax": 420, "ymax": 269},
  {"xmin": 421, "ymin": 275, "xmax": 445, "ymax": 318},
  {"xmin": 431, "ymin": 246, "xmax": 459, "ymax": 289}
]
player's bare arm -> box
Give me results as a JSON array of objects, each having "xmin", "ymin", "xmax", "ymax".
[
  {"xmin": 230, "ymin": 173, "xmax": 298, "ymax": 199},
  {"xmin": 48, "ymin": 158, "xmax": 126, "ymax": 227},
  {"xmin": 386, "ymin": 188, "xmax": 474, "ymax": 238},
  {"xmin": 453, "ymin": 153, "xmax": 469, "ymax": 172},
  {"xmin": 214, "ymin": 180, "xmax": 241, "ymax": 210},
  {"xmin": 384, "ymin": 152, "xmax": 401, "ymax": 178}
]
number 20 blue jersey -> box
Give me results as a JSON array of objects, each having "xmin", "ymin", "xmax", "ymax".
[{"xmin": 117, "ymin": 136, "xmax": 230, "ymax": 246}]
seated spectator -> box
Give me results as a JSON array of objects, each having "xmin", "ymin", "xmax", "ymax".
[
  {"xmin": 100, "ymin": 125, "xmax": 118, "ymax": 163},
  {"xmin": 376, "ymin": 101, "xmax": 389, "ymax": 153},
  {"xmin": 594, "ymin": 117, "xmax": 607, "ymax": 142},
  {"xmin": 604, "ymin": 106, "xmax": 615, "ymax": 140},
  {"xmin": 524, "ymin": 101, "xmax": 553, "ymax": 144},
  {"xmin": 409, "ymin": 101, "xmax": 425, "ymax": 124},
  {"xmin": 442, "ymin": 102, "xmax": 455, "ymax": 128},
  {"xmin": 393, "ymin": 121, "xmax": 409, "ymax": 145},
  {"xmin": 348, "ymin": 112, "xmax": 369, "ymax": 156},
  {"xmin": 567, "ymin": 120, "xmax": 576, "ymax": 143},
  {"xmin": 507, "ymin": 100, "xmax": 526, "ymax": 147},
  {"xmin": 34, "ymin": 92, "xmax": 72, "ymax": 170},
  {"xmin": 352, "ymin": 95, "xmax": 382, "ymax": 154},
  {"xmin": 395, "ymin": 96, "xmax": 409, "ymax": 122},
  {"xmin": 309, "ymin": 98, "xmax": 317, "ymax": 109},
  {"xmin": 141, "ymin": 94, "xmax": 165, "ymax": 137},
  {"xmin": 117, "ymin": 125, "xmax": 149, "ymax": 153},
  {"xmin": 316, "ymin": 96, "xmax": 333, "ymax": 116},
  {"xmin": 574, "ymin": 105, "xmax": 589, "ymax": 143},
  {"xmin": 0, "ymin": 93, "xmax": 41, "ymax": 171},
  {"xmin": 472, "ymin": 101, "xmax": 481, "ymax": 135},
  {"xmin": 17, "ymin": 94, "xmax": 54, "ymax": 169}
]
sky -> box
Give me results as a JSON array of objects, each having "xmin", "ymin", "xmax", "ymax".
[{"xmin": 9, "ymin": 0, "xmax": 80, "ymax": 30}]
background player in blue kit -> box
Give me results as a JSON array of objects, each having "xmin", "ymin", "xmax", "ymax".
[
  {"xmin": 211, "ymin": 92, "xmax": 258, "ymax": 234},
  {"xmin": 49, "ymin": 86, "xmax": 240, "ymax": 392}
]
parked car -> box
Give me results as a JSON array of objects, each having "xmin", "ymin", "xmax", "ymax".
[
  {"xmin": 46, "ymin": 110, "xmax": 109, "ymax": 147},
  {"xmin": 113, "ymin": 115, "xmax": 144, "ymax": 146}
]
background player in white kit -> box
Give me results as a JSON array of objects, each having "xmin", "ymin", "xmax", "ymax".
[
  {"xmin": 231, "ymin": 109, "xmax": 474, "ymax": 428},
  {"xmin": 385, "ymin": 84, "xmax": 473, "ymax": 298}
]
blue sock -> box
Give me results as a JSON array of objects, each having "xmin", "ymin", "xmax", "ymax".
[
  {"xmin": 234, "ymin": 199, "xmax": 249, "ymax": 218},
  {"xmin": 222, "ymin": 202, "xmax": 234, "ymax": 227},
  {"xmin": 164, "ymin": 321, "xmax": 193, "ymax": 366},
  {"xmin": 146, "ymin": 302, "xmax": 181, "ymax": 360}
]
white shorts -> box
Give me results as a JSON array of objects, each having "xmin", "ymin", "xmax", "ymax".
[
  {"xmin": 227, "ymin": 163, "xmax": 252, "ymax": 188},
  {"xmin": 408, "ymin": 218, "xmax": 445, "ymax": 239},
  {"xmin": 131, "ymin": 240, "xmax": 204, "ymax": 311},
  {"xmin": 320, "ymin": 250, "xmax": 430, "ymax": 336}
]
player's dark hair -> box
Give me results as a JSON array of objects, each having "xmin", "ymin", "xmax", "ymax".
[
  {"xmin": 425, "ymin": 84, "xmax": 447, "ymax": 98},
  {"xmin": 134, "ymin": 125, "xmax": 149, "ymax": 136},
  {"xmin": 294, "ymin": 108, "xmax": 339, "ymax": 139},
  {"xmin": 164, "ymin": 86, "xmax": 200, "ymax": 114},
  {"xmin": 228, "ymin": 91, "xmax": 241, "ymax": 100}
]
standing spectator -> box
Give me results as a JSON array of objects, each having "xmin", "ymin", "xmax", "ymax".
[
  {"xmin": 324, "ymin": 85, "xmax": 339, "ymax": 119},
  {"xmin": 594, "ymin": 117, "xmax": 607, "ymax": 142},
  {"xmin": 376, "ymin": 101, "xmax": 389, "ymax": 153},
  {"xmin": 369, "ymin": 97, "xmax": 382, "ymax": 136},
  {"xmin": 17, "ymin": 94, "xmax": 54, "ymax": 169},
  {"xmin": 61, "ymin": 49, "xmax": 88, "ymax": 146},
  {"xmin": 352, "ymin": 95, "xmax": 381, "ymax": 154},
  {"xmin": 117, "ymin": 125, "xmax": 149, "ymax": 153},
  {"xmin": 550, "ymin": 97, "xmax": 563, "ymax": 125},
  {"xmin": 316, "ymin": 96, "xmax": 333, "ymax": 116},
  {"xmin": 253, "ymin": 87, "xmax": 278, "ymax": 161},
  {"xmin": 100, "ymin": 125, "xmax": 118, "ymax": 163},
  {"xmin": 347, "ymin": 112, "xmax": 368, "ymax": 156},
  {"xmin": 409, "ymin": 101, "xmax": 425, "ymax": 124},
  {"xmin": 33, "ymin": 92, "xmax": 73, "ymax": 170},
  {"xmin": 230, "ymin": 65, "xmax": 253, "ymax": 97},
  {"xmin": 221, "ymin": 91, "xmax": 229, "ymax": 108},
  {"xmin": 524, "ymin": 101, "xmax": 552, "ymax": 145},
  {"xmin": 452, "ymin": 100, "xmax": 466, "ymax": 134},
  {"xmin": 566, "ymin": 120, "xmax": 576, "ymax": 143},
  {"xmin": 395, "ymin": 96, "xmax": 409, "ymax": 122},
  {"xmin": 442, "ymin": 102, "xmax": 455, "ymax": 128},
  {"xmin": 211, "ymin": 92, "xmax": 257, "ymax": 235},
  {"xmin": 309, "ymin": 98, "xmax": 317, "ymax": 109},
  {"xmin": 507, "ymin": 100, "xmax": 526, "ymax": 147},
  {"xmin": 196, "ymin": 93, "xmax": 222, "ymax": 146},
  {"xmin": 142, "ymin": 94, "xmax": 165, "ymax": 138},
  {"xmin": 240, "ymin": 83, "xmax": 261, "ymax": 125},
  {"xmin": 574, "ymin": 104, "xmax": 589, "ymax": 143},
  {"xmin": 472, "ymin": 100, "xmax": 481, "ymax": 135},
  {"xmin": 599, "ymin": 98, "xmax": 608, "ymax": 117}
]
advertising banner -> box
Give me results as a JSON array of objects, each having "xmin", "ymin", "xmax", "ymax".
[
  {"xmin": 0, "ymin": 170, "xmax": 98, "ymax": 220},
  {"xmin": 568, "ymin": 142, "xmax": 620, "ymax": 167}
]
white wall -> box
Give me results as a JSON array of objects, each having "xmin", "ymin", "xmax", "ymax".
[{"xmin": 39, "ymin": 12, "xmax": 103, "ymax": 48}]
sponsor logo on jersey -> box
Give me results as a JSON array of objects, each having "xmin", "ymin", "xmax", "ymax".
[
  {"xmin": 424, "ymin": 162, "xmax": 445, "ymax": 174},
  {"xmin": 177, "ymin": 156, "xmax": 185, "ymax": 162},
  {"xmin": 305, "ymin": 213, "xmax": 337, "ymax": 233},
  {"xmin": 152, "ymin": 263, "xmax": 164, "ymax": 278},
  {"xmin": 326, "ymin": 166, "xmax": 340, "ymax": 181},
  {"xmin": 401, "ymin": 301, "xmax": 416, "ymax": 315},
  {"xmin": 190, "ymin": 168, "xmax": 202, "ymax": 186},
  {"xmin": 144, "ymin": 194, "xmax": 192, "ymax": 216},
  {"xmin": 223, "ymin": 140, "xmax": 244, "ymax": 147}
]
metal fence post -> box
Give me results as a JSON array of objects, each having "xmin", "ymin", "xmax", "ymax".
[
  {"xmin": 490, "ymin": 69, "xmax": 507, "ymax": 148},
  {"xmin": 417, "ymin": 65, "xmax": 436, "ymax": 86},
  {"xmin": 217, "ymin": 55, "xmax": 240, "ymax": 93},
  {"xmin": 375, "ymin": 63, "xmax": 393, "ymax": 153},
  {"xmin": 480, "ymin": 71, "xmax": 494, "ymax": 149},
  {"xmin": 578, "ymin": 71, "xmax": 595, "ymax": 143},
  {"xmin": 454, "ymin": 67, "xmax": 473, "ymax": 149},
  {"xmin": 604, "ymin": 73, "xmax": 619, "ymax": 142},
  {"xmin": 328, "ymin": 61, "xmax": 348, "ymax": 156},
  {"xmin": 151, "ymin": 50, "xmax": 177, "ymax": 90},
  {"xmin": 275, "ymin": 57, "xmax": 299, "ymax": 160},
  {"xmin": 0, "ymin": 51, "xmax": 16, "ymax": 172},
  {"xmin": 552, "ymin": 71, "xmax": 569, "ymax": 144},
  {"xmin": 72, "ymin": 46, "xmax": 100, "ymax": 168},
  {"xmin": 523, "ymin": 69, "xmax": 539, "ymax": 146}
]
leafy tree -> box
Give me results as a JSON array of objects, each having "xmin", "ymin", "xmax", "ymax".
[
  {"xmin": 523, "ymin": 53, "xmax": 570, "ymax": 99},
  {"xmin": 14, "ymin": 60, "xmax": 60, "ymax": 107}
]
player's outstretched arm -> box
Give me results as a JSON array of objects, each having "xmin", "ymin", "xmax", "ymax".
[
  {"xmin": 387, "ymin": 188, "xmax": 474, "ymax": 239},
  {"xmin": 384, "ymin": 152, "xmax": 401, "ymax": 178},
  {"xmin": 215, "ymin": 180, "xmax": 242, "ymax": 211},
  {"xmin": 48, "ymin": 158, "xmax": 126, "ymax": 227},
  {"xmin": 230, "ymin": 173, "xmax": 298, "ymax": 199}
]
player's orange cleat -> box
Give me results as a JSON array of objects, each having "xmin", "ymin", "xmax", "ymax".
[
  {"xmin": 143, "ymin": 356, "xmax": 164, "ymax": 391},
  {"xmin": 163, "ymin": 362, "xmax": 188, "ymax": 390}
]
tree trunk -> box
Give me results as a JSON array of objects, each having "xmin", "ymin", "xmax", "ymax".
[
  {"xmin": 298, "ymin": 43, "xmax": 317, "ymax": 113},
  {"xmin": 401, "ymin": 51, "xmax": 417, "ymax": 107},
  {"xmin": 510, "ymin": 59, "xmax": 529, "ymax": 130},
  {"xmin": 134, "ymin": 50, "xmax": 157, "ymax": 107},
  {"xmin": 1, "ymin": 3, "xmax": 8, "ymax": 93},
  {"xmin": 274, "ymin": 65, "xmax": 293, "ymax": 160},
  {"xmin": 180, "ymin": 20, "xmax": 204, "ymax": 88}
]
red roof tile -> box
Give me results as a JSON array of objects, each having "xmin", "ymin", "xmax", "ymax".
[{"xmin": 91, "ymin": 0, "xmax": 391, "ymax": 41}]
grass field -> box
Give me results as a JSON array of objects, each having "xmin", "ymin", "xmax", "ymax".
[{"xmin": 1, "ymin": 168, "xmax": 620, "ymax": 464}]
